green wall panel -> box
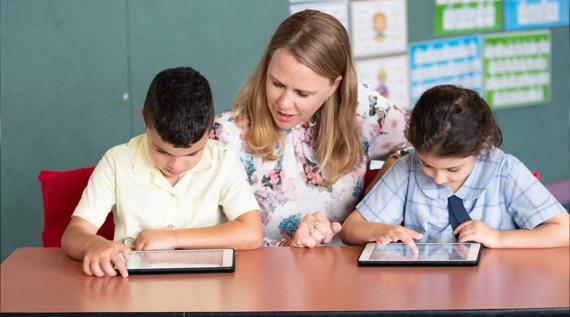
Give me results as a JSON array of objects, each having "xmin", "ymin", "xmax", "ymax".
[
  {"xmin": 127, "ymin": 0, "xmax": 288, "ymax": 133},
  {"xmin": 1, "ymin": 0, "xmax": 130, "ymax": 259}
]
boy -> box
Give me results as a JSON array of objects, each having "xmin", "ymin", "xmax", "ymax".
[
  {"xmin": 341, "ymin": 85, "xmax": 569, "ymax": 252},
  {"xmin": 62, "ymin": 67, "xmax": 263, "ymax": 277}
]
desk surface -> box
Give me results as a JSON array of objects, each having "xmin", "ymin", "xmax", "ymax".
[{"xmin": 1, "ymin": 246, "xmax": 569, "ymax": 315}]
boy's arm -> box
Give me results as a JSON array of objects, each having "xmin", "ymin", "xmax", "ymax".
[
  {"xmin": 340, "ymin": 210, "xmax": 422, "ymax": 253},
  {"xmin": 62, "ymin": 216, "xmax": 130, "ymax": 277},
  {"xmin": 455, "ymin": 212, "xmax": 569, "ymax": 248},
  {"xmin": 133, "ymin": 210, "xmax": 263, "ymax": 251}
]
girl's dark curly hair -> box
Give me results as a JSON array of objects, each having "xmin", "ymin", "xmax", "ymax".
[{"xmin": 406, "ymin": 85, "xmax": 502, "ymax": 157}]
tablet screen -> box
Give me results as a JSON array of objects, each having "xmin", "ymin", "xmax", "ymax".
[
  {"xmin": 124, "ymin": 249, "xmax": 234, "ymax": 273},
  {"xmin": 359, "ymin": 242, "xmax": 482, "ymax": 266}
]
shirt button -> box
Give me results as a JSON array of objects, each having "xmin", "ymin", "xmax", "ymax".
[{"xmin": 166, "ymin": 224, "xmax": 175, "ymax": 230}]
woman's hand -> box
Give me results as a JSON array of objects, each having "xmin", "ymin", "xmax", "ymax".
[{"xmin": 290, "ymin": 212, "xmax": 342, "ymax": 248}]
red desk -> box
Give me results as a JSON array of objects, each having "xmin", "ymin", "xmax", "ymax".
[{"xmin": 1, "ymin": 246, "xmax": 569, "ymax": 316}]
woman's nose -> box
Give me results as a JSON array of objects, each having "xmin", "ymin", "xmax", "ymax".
[{"xmin": 277, "ymin": 91, "xmax": 293, "ymax": 109}]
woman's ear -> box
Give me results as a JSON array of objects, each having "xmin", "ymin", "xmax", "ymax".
[{"xmin": 328, "ymin": 75, "xmax": 343, "ymax": 98}]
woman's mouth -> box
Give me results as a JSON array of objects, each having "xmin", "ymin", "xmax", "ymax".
[{"xmin": 275, "ymin": 110, "xmax": 295, "ymax": 123}]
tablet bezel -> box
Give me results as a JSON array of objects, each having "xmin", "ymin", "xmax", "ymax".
[
  {"xmin": 358, "ymin": 242, "xmax": 482, "ymax": 266},
  {"xmin": 124, "ymin": 249, "xmax": 235, "ymax": 274}
]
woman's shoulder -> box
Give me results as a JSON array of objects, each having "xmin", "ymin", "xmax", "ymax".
[
  {"xmin": 211, "ymin": 111, "xmax": 247, "ymax": 150},
  {"xmin": 356, "ymin": 83, "xmax": 392, "ymax": 114}
]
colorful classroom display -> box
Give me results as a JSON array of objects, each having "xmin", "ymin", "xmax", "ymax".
[{"xmin": 289, "ymin": 0, "xmax": 566, "ymax": 109}]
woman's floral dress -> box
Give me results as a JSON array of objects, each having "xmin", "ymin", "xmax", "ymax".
[{"xmin": 210, "ymin": 84, "xmax": 407, "ymax": 246}]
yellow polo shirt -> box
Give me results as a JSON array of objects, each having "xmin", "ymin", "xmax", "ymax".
[{"xmin": 73, "ymin": 134, "xmax": 260, "ymax": 245}]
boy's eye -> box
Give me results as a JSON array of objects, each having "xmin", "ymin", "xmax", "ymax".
[
  {"xmin": 447, "ymin": 168, "xmax": 459, "ymax": 173},
  {"xmin": 156, "ymin": 148, "xmax": 167, "ymax": 154}
]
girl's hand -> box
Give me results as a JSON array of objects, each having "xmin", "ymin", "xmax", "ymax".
[
  {"xmin": 374, "ymin": 225, "xmax": 423, "ymax": 254},
  {"xmin": 454, "ymin": 220, "xmax": 501, "ymax": 247}
]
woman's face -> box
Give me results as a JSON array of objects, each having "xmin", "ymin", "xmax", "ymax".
[{"xmin": 265, "ymin": 48, "xmax": 340, "ymax": 130}]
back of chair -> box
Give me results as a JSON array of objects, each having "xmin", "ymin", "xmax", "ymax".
[{"xmin": 38, "ymin": 166, "xmax": 114, "ymax": 247}]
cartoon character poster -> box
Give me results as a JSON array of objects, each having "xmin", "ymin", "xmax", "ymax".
[
  {"xmin": 351, "ymin": 0, "xmax": 407, "ymax": 58},
  {"xmin": 289, "ymin": 1, "xmax": 349, "ymax": 30},
  {"xmin": 355, "ymin": 55, "xmax": 411, "ymax": 110}
]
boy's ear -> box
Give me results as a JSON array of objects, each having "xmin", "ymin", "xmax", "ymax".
[{"xmin": 140, "ymin": 109, "xmax": 146, "ymax": 128}]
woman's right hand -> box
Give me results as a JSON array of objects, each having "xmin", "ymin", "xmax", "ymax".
[{"xmin": 290, "ymin": 212, "xmax": 342, "ymax": 248}]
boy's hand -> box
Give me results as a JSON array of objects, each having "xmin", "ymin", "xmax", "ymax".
[
  {"xmin": 374, "ymin": 224, "xmax": 423, "ymax": 254},
  {"xmin": 83, "ymin": 239, "xmax": 130, "ymax": 278},
  {"xmin": 290, "ymin": 212, "xmax": 342, "ymax": 248},
  {"xmin": 133, "ymin": 229, "xmax": 177, "ymax": 251},
  {"xmin": 454, "ymin": 220, "xmax": 500, "ymax": 247}
]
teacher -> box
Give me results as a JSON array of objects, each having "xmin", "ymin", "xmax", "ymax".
[{"xmin": 210, "ymin": 10, "xmax": 407, "ymax": 247}]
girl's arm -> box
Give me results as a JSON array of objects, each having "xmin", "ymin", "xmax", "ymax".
[
  {"xmin": 455, "ymin": 212, "xmax": 569, "ymax": 248},
  {"xmin": 341, "ymin": 210, "xmax": 422, "ymax": 253}
]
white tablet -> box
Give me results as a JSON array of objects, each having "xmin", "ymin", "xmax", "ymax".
[
  {"xmin": 358, "ymin": 242, "xmax": 482, "ymax": 266},
  {"xmin": 122, "ymin": 249, "xmax": 235, "ymax": 274}
]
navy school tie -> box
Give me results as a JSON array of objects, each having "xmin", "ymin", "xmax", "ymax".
[{"xmin": 447, "ymin": 195, "xmax": 472, "ymax": 231}]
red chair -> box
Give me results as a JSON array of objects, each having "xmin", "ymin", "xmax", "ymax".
[{"xmin": 38, "ymin": 166, "xmax": 114, "ymax": 247}]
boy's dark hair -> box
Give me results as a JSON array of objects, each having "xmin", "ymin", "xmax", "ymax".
[
  {"xmin": 143, "ymin": 67, "xmax": 214, "ymax": 148},
  {"xmin": 406, "ymin": 85, "xmax": 502, "ymax": 157}
]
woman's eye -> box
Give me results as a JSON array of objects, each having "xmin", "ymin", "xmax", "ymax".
[{"xmin": 273, "ymin": 81, "xmax": 284, "ymax": 88}]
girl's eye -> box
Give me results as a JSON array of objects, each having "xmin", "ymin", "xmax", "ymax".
[
  {"xmin": 273, "ymin": 81, "xmax": 284, "ymax": 88},
  {"xmin": 296, "ymin": 91, "xmax": 308, "ymax": 97}
]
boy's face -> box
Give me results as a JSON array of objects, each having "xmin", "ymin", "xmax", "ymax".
[
  {"xmin": 146, "ymin": 127, "xmax": 208, "ymax": 182},
  {"xmin": 417, "ymin": 152, "xmax": 477, "ymax": 193}
]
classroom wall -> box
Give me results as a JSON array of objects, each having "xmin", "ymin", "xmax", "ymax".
[{"xmin": 1, "ymin": 0, "xmax": 568, "ymax": 261}]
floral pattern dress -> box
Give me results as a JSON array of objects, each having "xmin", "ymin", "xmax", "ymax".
[{"xmin": 210, "ymin": 84, "xmax": 408, "ymax": 246}]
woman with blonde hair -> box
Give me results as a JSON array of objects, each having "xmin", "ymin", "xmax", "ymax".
[{"xmin": 210, "ymin": 10, "xmax": 407, "ymax": 247}]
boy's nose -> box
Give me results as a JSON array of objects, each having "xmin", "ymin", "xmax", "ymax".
[{"xmin": 168, "ymin": 157, "xmax": 182, "ymax": 169}]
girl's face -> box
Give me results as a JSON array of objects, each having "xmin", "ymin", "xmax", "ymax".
[
  {"xmin": 265, "ymin": 48, "xmax": 341, "ymax": 130},
  {"xmin": 417, "ymin": 152, "xmax": 477, "ymax": 193}
]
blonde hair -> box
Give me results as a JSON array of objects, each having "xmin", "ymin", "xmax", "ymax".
[{"xmin": 232, "ymin": 10, "xmax": 362, "ymax": 186}]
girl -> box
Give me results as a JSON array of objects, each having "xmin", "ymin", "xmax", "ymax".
[{"xmin": 341, "ymin": 85, "xmax": 569, "ymax": 252}]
